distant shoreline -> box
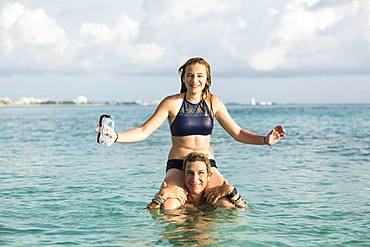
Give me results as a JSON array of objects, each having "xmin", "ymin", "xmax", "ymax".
[
  {"xmin": 1, "ymin": 102, "xmax": 369, "ymax": 107},
  {"xmin": 1, "ymin": 97, "xmax": 369, "ymax": 107},
  {"xmin": 0, "ymin": 96, "xmax": 160, "ymax": 106}
]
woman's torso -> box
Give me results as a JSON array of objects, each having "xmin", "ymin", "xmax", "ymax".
[
  {"xmin": 169, "ymin": 135, "xmax": 214, "ymax": 159},
  {"xmin": 167, "ymin": 93, "xmax": 215, "ymax": 159}
]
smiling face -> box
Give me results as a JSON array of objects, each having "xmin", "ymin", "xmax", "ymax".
[
  {"xmin": 183, "ymin": 63, "xmax": 208, "ymax": 96},
  {"xmin": 184, "ymin": 160, "xmax": 210, "ymax": 195}
]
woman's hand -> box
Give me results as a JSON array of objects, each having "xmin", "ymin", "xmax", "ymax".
[
  {"xmin": 265, "ymin": 125, "xmax": 286, "ymax": 147},
  {"xmin": 205, "ymin": 181, "xmax": 234, "ymax": 205},
  {"xmin": 147, "ymin": 182, "xmax": 187, "ymax": 209},
  {"xmin": 159, "ymin": 181, "xmax": 188, "ymax": 205},
  {"xmin": 96, "ymin": 124, "xmax": 118, "ymax": 143}
]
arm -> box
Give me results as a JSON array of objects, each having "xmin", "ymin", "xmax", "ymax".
[
  {"xmin": 205, "ymin": 181, "xmax": 234, "ymax": 205},
  {"xmin": 213, "ymin": 96, "xmax": 285, "ymax": 146},
  {"xmin": 147, "ymin": 181, "xmax": 187, "ymax": 209},
  {"xmin": 115, "ymin": 97, "xmax": 171, "ymax": 143},
  {"xmin": 205, "ymin": 181, "xmax": 250, "ymax": 209}
]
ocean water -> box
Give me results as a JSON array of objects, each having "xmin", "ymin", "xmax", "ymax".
[{"xmin": 0, "ymin": 104, "xmax": 369, "ymax": 246}]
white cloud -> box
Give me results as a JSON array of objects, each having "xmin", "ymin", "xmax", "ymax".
[
  {"xmin": 0, "ymin": 2, "xmax": 70, "ymax": 71},
  {"xmin": 0, "ymin": 0, "xmax": 370, "ymax": 77},
  {"xmin": 0, "ymin": 2, "xmax": 160, "ymax": 74},
  {"xmin": 80, "ymin": 23, "xmax": 114, "ymax": 44},
  {"xmin": 118, "ymin": 43, "xmax": 165, "ymax": 66},
  {"xmin": 238, "ymin": 18, "xmax": 247, "ymax": 29},
  {"xmin": 269, "ymin": 8, "xmax": 279, "ymax": 15},
  {"xmin": 249, "ymin": 0, "xmax": 370, "ymax": 73},
  {"xmin": 142, "ymin": 0, "xmax": 236, "ymax": 24},
  {"xmin": 0, "ymin": 3, "xmax": 64, "ymax": 46},
  {"xmin": 80, "ymin": 14, "xmax": 140, "ymax": 45},
  {"xmin": 75, "ymin": 13, "xmax": 164, "ymax": 73},
  {"xmin": 138, "ymin": 0, "xmax": 247, "ymax": 72},
  {"xmin": 115, "ymin": 15, "xmax": 140, "ymax": 42},
  {"xmin": 287, "ymin": 0, "xmax": 321, "ymax": 10},
  {"xmin": 0, "ymin": 2, "xmax": 24, "ymax": 29},
  {"xmin": 0, "ymin": 35, "xmax": 13, "ymax": 54}
]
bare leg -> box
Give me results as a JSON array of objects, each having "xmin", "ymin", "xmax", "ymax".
[{"xmin": 161, "ymin": 169, "xmax": 186, "ymax": 210}]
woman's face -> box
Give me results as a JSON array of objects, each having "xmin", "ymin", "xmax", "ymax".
[
  {"xmin": 183, "ymin": 63, "xmax": 208, "ymax": 96},
  {"xmin": 184, "ymin": 161, "xmax": 209, "ymax": 195}
]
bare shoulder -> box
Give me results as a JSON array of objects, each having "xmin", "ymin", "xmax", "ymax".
[
  {"xmin": 209, "ymin": 94, "xmax": 222, "ymax": 104},
  {"xmin": 161, "ymin": 94, "xmax": 182, "ymax": 105},
  {"xmin": 208, "ymin": 94, "xmax": 225, "ymax": 112},
  {"xmin": 163, "ymin": 93, "xmax": 183, "ymax": 102},
  {"xmin": 159, "ymin": 93, "xmax": 183, "ymax": 113}
]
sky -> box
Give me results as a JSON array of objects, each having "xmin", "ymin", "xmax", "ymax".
[{"xmin": 1, "ymin": 0, "xmax": 370, "ymax": 103}]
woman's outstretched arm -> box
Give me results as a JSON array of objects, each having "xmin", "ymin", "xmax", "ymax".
[
  {"xmin": 213, "ymin": 96, "xmax": 285, "ymax": 146},
  {"xmin": 115, "ymin": 97, "xmax": 173, "ymax": 143},
  {"xmin": 98, "ymin": 96, "xmax": 172, "ymax": 144}
]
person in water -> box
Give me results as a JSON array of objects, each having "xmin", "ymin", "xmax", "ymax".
[
  {"xmin": 98, "ymin": 57, "xmax": 286, "ymax": 209},
  {"xmin": 147, "ymin": 152, "xmax": 248, "ymax": 209}
]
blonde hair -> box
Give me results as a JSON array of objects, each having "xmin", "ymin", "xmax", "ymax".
[{"xmin": 182, "ymin": 152, "xmax": 212, "ymax": 176}]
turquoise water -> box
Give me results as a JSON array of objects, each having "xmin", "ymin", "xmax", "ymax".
[{"xmin": 1, "ymin": 104, "xmax": 369, "ymax": 246}]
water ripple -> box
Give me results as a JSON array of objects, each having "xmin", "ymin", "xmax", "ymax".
[{"xmin": 1, "ymin": 105, "xmax": 370, "ymax": 246}]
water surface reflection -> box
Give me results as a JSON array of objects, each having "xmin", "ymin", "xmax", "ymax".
[{"xmin": 150, "ymin": 208, "xmax": 245, "ymax": 246}]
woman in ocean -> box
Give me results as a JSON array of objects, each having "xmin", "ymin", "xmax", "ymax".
[{"xmin": 99, "ymin": 57, "xmax": 285, "ymax": 210}]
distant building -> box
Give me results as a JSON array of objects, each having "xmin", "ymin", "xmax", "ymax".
[
  {"xmin": 0, "ymin": 97, "xmax": 12, "ymax": 105},
  {"xmin": 259, "ymin": 101, "xmax": 273, "ymax": 106},
  {"xmin": 16, "ymin": 97, "xmax": 50, "ymax": 105},
  {"xmin": 249, "ymin": 97, "xmax": 273, "ymax": 106},
  {"xmin": 250, "ymin": 97, "xmax": 256, "ymax": 106},
  {"xmin": 135, "ymin": 100, "xmax": 160, "ymax": 106},
  {"xmin": 0, "ymin": 96, "xmax": 161, "ymax": 106},
  {"xmin": 73, "ymin": 96, "xmax": 88, "ymax": 104}
]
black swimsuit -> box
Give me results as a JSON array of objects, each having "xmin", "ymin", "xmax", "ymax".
[
  {"xmin": 167, "ymin": 96, "xmax": 217, "ymax": 171},
  {"xmin": 170, "ymin": 97, "xmax": 213, "ymax": 136},
  {"xmin": 166, "ymin": 159, "xmax": 217, "ymax": 172}
]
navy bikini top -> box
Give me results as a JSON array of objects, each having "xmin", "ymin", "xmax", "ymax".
[{"xmin": 170, "ymin": 96, "xmax": 214, "ymax": 136}]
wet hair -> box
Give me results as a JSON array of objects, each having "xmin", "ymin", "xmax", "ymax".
[
  {"xmin": 182, "ymin": 152, "xmax": 212, "ymax": 177},
  {"xmin": 178, "ymin": 57, "xmax": 214, "ymax": 114}
]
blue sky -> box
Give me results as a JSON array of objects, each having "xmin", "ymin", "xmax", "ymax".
[{"xmin": 1, "ymin": 0, "xmax": 370, "ymax": 103}]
